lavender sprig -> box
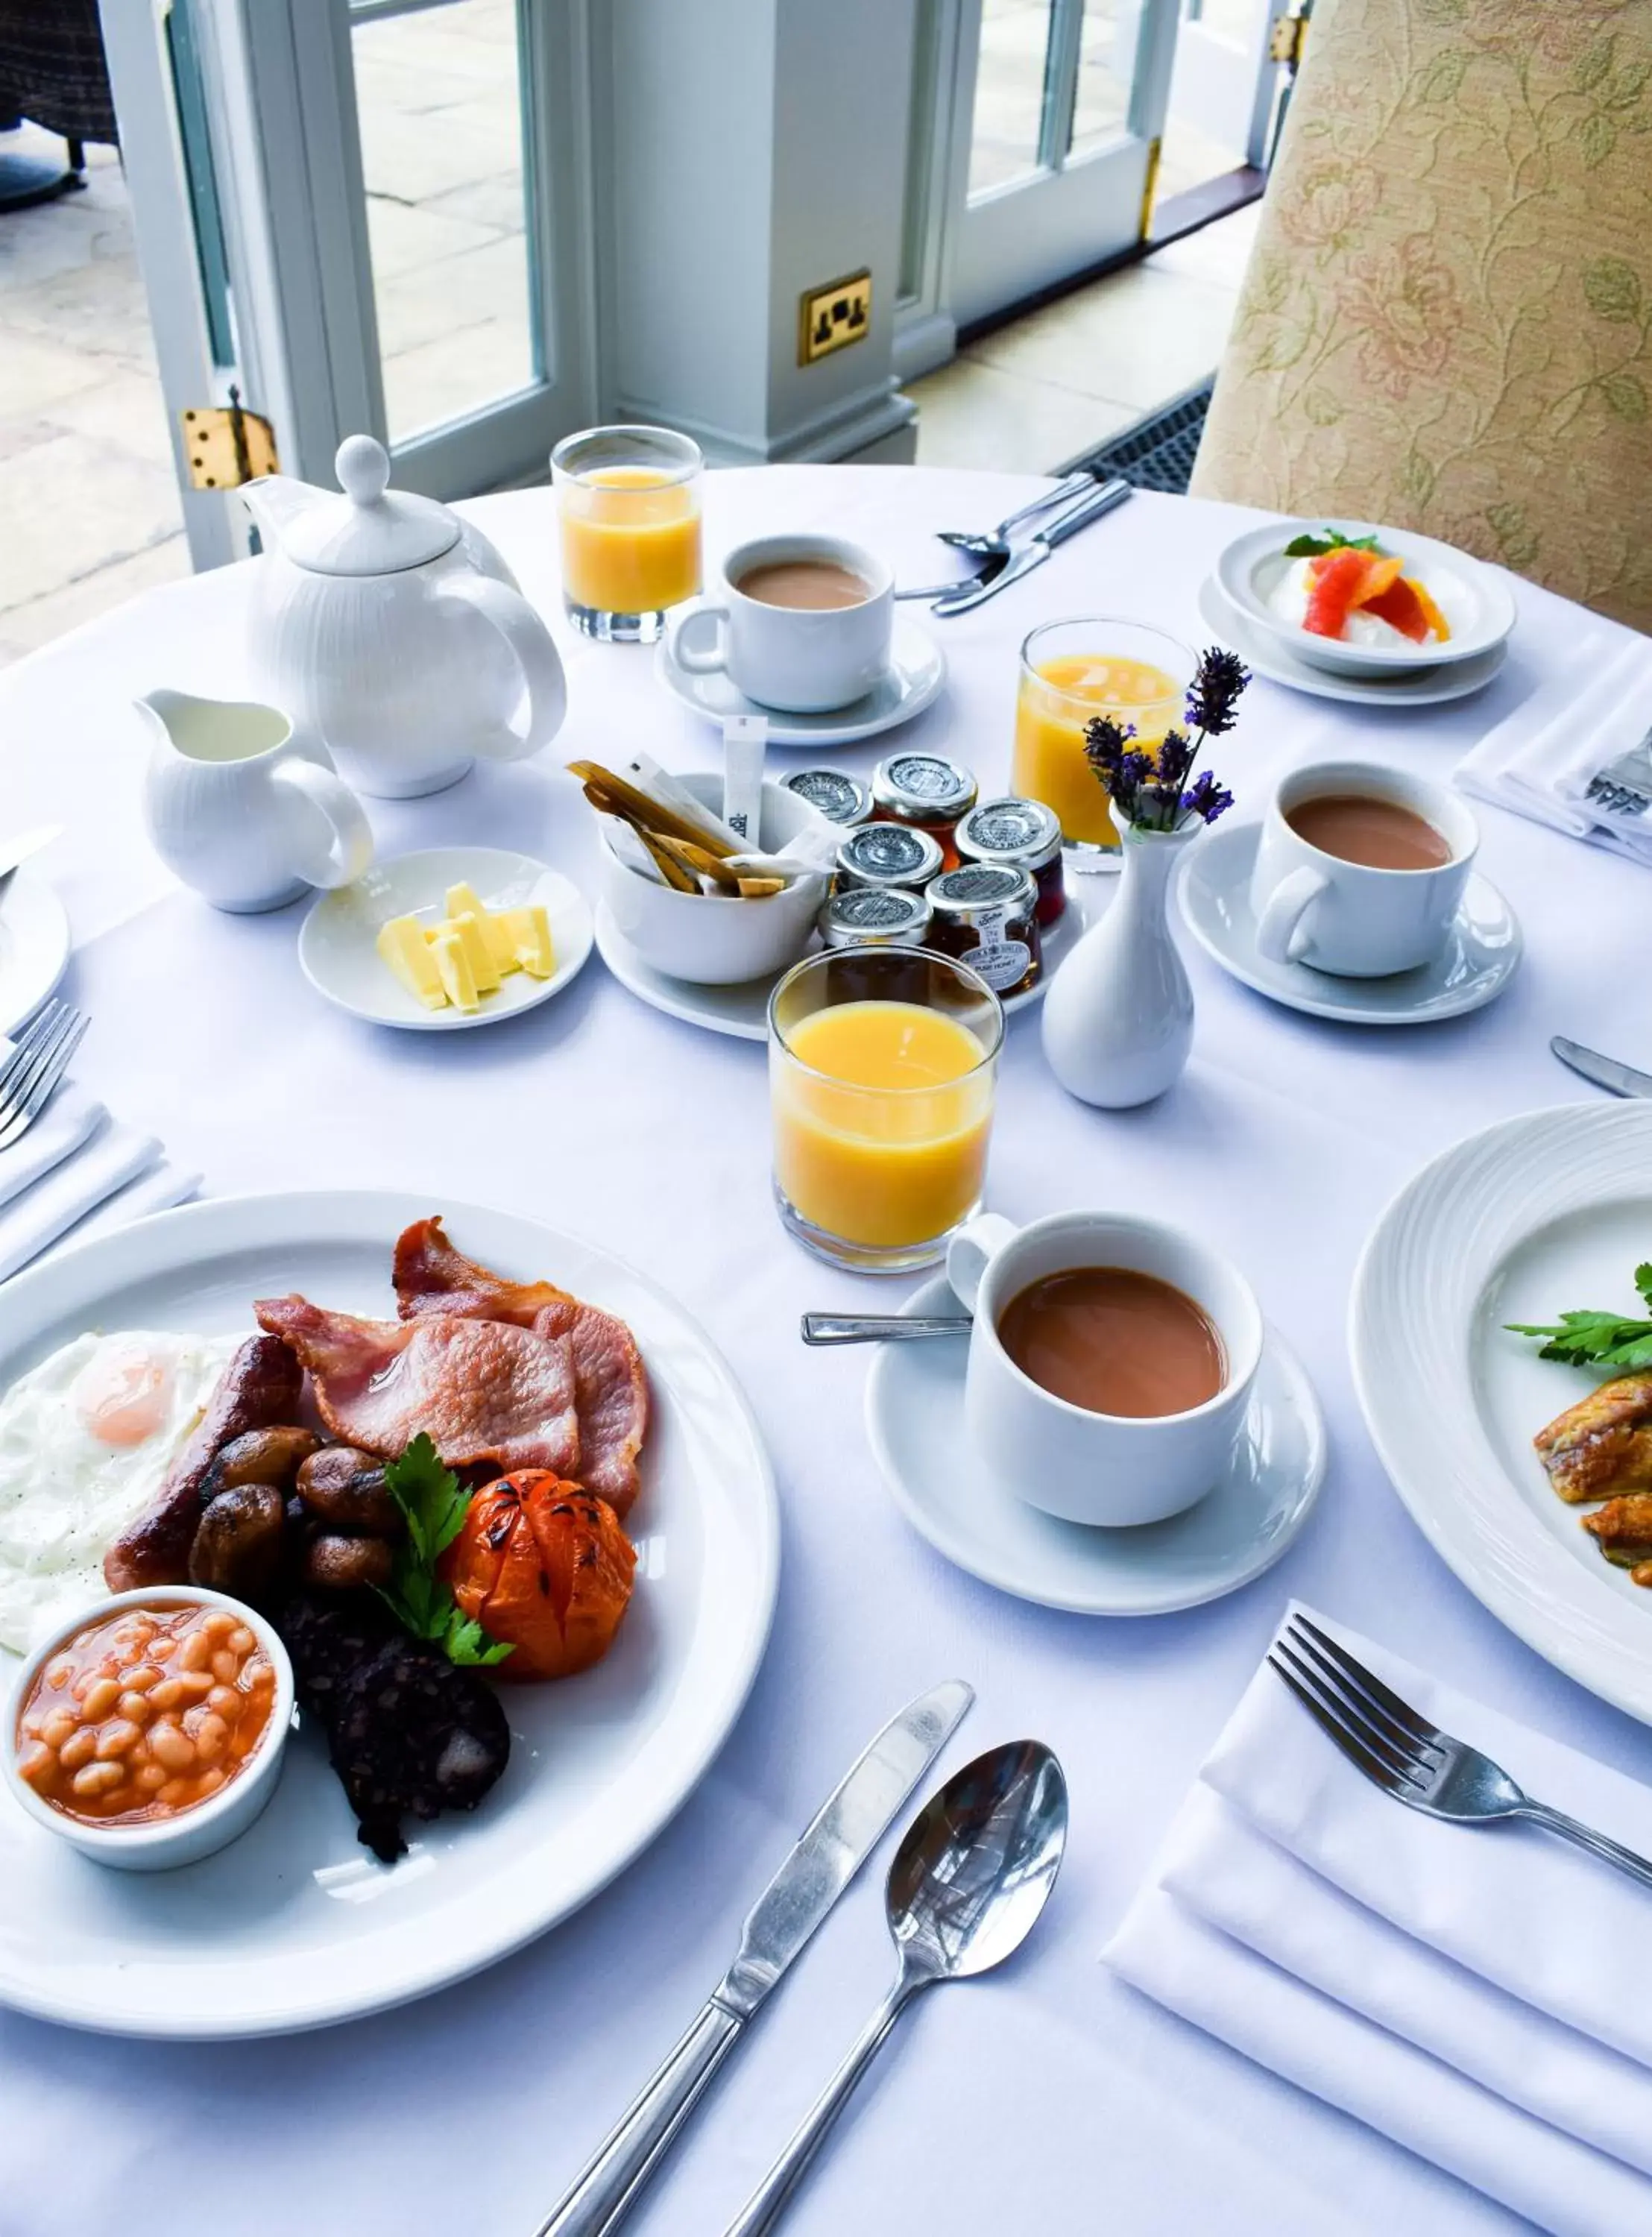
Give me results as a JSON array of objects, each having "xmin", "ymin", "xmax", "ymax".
[{"xmin": 1082, "ymin": 644, "xmax": 1249, "ymax": 834}]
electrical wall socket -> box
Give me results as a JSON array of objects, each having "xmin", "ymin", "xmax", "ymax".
[{"xmin": 798, "ymin": 269, "xmax": 871, "ymax": 365}]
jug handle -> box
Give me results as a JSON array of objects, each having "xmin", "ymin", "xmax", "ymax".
[
  {"xmin": 271, "ymin": 760, "xmax": 375, "ymax": 890},
  {"xmin": 434, "ymin": 575, "xmax": 568, "ymax": 764}
]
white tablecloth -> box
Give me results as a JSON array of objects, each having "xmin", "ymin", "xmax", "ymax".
[{"xmin": 1, "ymin": 468, "xmax": 1646, "ymax": 2237}]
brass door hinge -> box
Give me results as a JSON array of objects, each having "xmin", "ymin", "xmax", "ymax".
[
  {"xmin": 180, "ymin": 386, "xmax": 279, "ymax": 489},
  {"xmin": 1270, "ymin": 11, "xmax": 1309, "ymax": 67}
]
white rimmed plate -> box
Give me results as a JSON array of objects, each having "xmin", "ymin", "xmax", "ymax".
[
  {"xmin": 299, "ymin": 847, "xmax": 593, "ymax": 1030},
  {"xmin": 0, "ymin": 868, "xmax": 70, "ymax": 1038},
  {"xmin": 1198, "ymin": 578, "xmax": 1507, "ymax": 708},
  {"xmin": 1214, "ymin": 518, "xmax": 1516, "ymax": 677},
  {"xmin": 593, "ymin": 892, "xmax": 1089, "ymax": 1042},
  {"xmin": 656, "ymin": 614, "xmax": 945, "ymax": 747},
  {"xmin": 0, "ymin": 1190, "xmax": 778, "ymax": 2036},
  {"xmin": 1351, "ymin": 1104, "xmax": 1652, "ymax": 1724},
  {"xmin": 1179, "ymin": 819, "xmax": 1522, "ymax": 1026},
  {"xmin": 865, "ymin": 1274, "xmax": 1325, "ymax": 1615}
]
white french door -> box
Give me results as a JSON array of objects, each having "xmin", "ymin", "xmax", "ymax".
[
  {"xmin": 102, "ymin": 0, "xmax": 597, "ymax": 565},
  {"xmin": 948, "ymin": 0, "xmax": 1180, "ymax": 330},
  {"xmin": 1166, "ymin": 0, "xmax": 1289, "ymax": 172}
]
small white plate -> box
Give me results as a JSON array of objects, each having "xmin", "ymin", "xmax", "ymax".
[
  {"xmin": 1214, "ymin": 517, "xmax": 1516, "ymax": 677},
  {"xmin": 0, "ymin": 869, "xmax": 70, "ymax": 1038},
  {"xmin": 594, "ymin": 891, "xmax": 1089, "ymax": 1042},
  {"xmin": 1198, "ymin": 577, "xmax": 1507, "ymax": 708},
  {"xmin": 655, "ymin": 614, "xmax": 946, "ymax": 748},
  {"xmin": 1179, "ymin": 819, "xmax": 1521, "ymax": 1027},
  {"xmin": 864, "ymin": 1275, "xmax": 1325, "ymax": 1615},
  {"xmin": 1351, "ymin": 1104, "xmax": 1652, "ymax": 1725},
  {"xmin": 300, "ymin": 847, "xmax": 593, "ymax": 1031}
]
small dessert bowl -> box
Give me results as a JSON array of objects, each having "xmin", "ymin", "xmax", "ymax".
[
  {"xmin": 599, "ymin": 771, "xmax": 830, "ymax": 985},
  {"xmin": 3, "ymin": 1586, "xmax": 294, "ymax": 1872}
]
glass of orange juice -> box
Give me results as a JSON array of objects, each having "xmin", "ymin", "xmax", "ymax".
[
  {"xmin": 1012, "ymin": 618, "xmax": 1194, "ymax": 871},
  {"xmin": 550, "ymin": 424, "xmax": 703, "ymax": 642},
  {"xmin": 769, "ymin": 948, "xmax": 1003, "ymax": 1274}
]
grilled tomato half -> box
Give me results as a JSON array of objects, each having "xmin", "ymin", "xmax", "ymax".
[{"xmin": 441, "ymin": 1471, "xmax": 637, "ymax": 1680}]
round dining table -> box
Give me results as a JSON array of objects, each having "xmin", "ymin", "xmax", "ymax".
[{"xmin": 0, "ymin": 465, "xmax": 1645, "ymax": 2237}]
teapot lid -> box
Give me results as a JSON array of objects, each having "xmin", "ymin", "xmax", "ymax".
[{"xmin": 279, "ymin": 435, "xmax": 460, "ymax": 576}]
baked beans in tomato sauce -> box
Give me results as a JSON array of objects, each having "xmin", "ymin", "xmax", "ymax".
[{"xmin": 15, "ymin": 1602, "xmax": 277, "ymax": 1825}]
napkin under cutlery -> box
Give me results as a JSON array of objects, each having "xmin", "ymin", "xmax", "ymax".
[
  {"xmin": 0, "ymin": 1079, "xmax": 199, "ymax": 1283},
  {"xmin": 1455, "ymin": 631, "xmax": 1652, "ymax": 865},
  {"xmin": 1104, "ymin": 1605, "xmax": 1652, "ymax": 2236}
]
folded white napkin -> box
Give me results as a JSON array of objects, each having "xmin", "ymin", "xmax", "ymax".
[
  {"xmin": 0, "ymin": 1116, "xmax": 164, "ymax": 1284},
  {"xmin": 0, "ymin": 1082, "xmax": 104, "ymax": 1212},
  {"xmin": 1103, "ymin": 1605, "xmax": 1652, "ymax": 2236},
  {"xmin": 1455, "ymin": 630, "xmax": 1652, "ymax": 863}
]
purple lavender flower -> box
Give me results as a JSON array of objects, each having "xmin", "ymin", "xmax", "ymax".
[
  {"xmin": 1154, "ymin": 727, "xmax": 1194, "ymax": 793},
  {"xmin": 1083, "ymin": 644, "xmax": 1251, "ymax": 834},
  {"xmin": 1182, "ymin": 769, "xmax": 1234, "ymax": 825},
  {"xmin": 1184, "ymin": 648, "xmax": 1249, "ymax": 737}
]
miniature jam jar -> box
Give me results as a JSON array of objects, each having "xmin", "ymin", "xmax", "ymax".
[
  {"xmin": 954, "ymin": 796, "xmax": 1065, "ymax": 927},
  {"xmin": 835, "ymin": 821, "xmax": 945, "ymax": 893},
  {"xmin": 781, "ymin": 767, "xmax": 874, "ymax": 828},
  {"xmin": 821, "ymin": 885, "xmax": 934, "ymax": 950},
  {"xmin": 926, "ymin": 863, "xmax": 1042, "ymax": 997},
  {"xmin": 870, "ymin": 754, "xmax": 978, "ymax": 868}
]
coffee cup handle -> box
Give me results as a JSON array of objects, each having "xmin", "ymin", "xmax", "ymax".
[
  {"xmin": 1254, "ymin": 866, "xmax": 1328, "ymax": 966},
  {"xmin": 946, "ymin": 1212, "xmax": 1019, "ymax": 1314},
  {"xmin": 666, "ymin": 601, "xmax": 731, "ymax": 677}
]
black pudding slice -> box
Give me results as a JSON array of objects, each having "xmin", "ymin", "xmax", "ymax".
[{"xmin": 280, "ymin": 1593, "xmax": 511, "ymax": 1863}]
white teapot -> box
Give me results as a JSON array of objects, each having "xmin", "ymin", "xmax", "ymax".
[{"xmin": 242, "ymin": 434, "xmax": 567, "ymax": 799}]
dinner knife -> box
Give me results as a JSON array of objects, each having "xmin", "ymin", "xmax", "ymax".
[
  {"xmin": 1551, "ymin": 1034, "xmax": 1652, "ymax": 1098},
  {"xmin": 534, "ymin": 1678, "xmax": 974, "ymax": 2237},
  {"xmin": 928, "ymin": 477, "xmax": 1133, "ymax": 617}
]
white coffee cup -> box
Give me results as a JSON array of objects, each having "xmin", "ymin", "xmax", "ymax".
[
  {"xmin": 665, "ymin": 534, "xmax": 894, "ymax": 713},
  {"xmin": 946, "ymin": 1210, "xmax": 1263, "ymax": 1527},
  {"xmin": 1249, "ymin": 761, "xmax": 1478, "ymax": 978}
]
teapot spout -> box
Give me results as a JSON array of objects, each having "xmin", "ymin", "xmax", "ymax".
[{"xmin": 239, "ymin": 472, "xmax": 324, "ymax": 547}]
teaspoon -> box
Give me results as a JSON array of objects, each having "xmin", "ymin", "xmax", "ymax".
[
  {"xmin": 801, "ymin": 1312, "xmax": 971, "ymax": 1344},
  {"xmin": 723, "ymin": 1740, "xmax": 1068, "ymax": 2237}
]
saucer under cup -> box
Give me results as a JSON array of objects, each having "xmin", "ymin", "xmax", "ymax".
[
  {"xmin": 666, "ymin": 532, "xmax": 892, "ymax": 714},
  {"xmin": 947, "ymin": 1209, "xmax": 1263, "ymax": 1527}
]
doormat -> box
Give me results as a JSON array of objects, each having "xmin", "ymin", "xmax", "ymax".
[{"xmin": 1061, "ymin": 376, "xmax": 1214, "ymax": 495}]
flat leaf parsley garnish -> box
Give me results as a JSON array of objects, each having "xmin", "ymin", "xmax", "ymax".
[
  {"xmin": 1282, "ymin": 529, "xmax": 1381, "ymax": 558},
  {"xmin": 1507, "ymin": 1263, "xmax": 1652, "ymax": 1371},
  {"xmin": 374, "ymin": 1432, "xmax": 512, "ymax": 1667}
]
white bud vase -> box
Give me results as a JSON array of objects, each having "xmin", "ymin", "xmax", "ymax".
[{"xmin": 1041, "ymin": 820, "xmax": 1202, "ymax": 1107}]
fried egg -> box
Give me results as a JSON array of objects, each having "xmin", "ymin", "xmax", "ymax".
[{"xmin": 0, "ymin": 1330, "xmax": 239, "ymax": 1653}]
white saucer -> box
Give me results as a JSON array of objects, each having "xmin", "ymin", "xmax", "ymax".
[
  {"xmin": 655, "ymin": 615, "xmax": 946, "ymax": 748},
  {"xmin": 864, "ymin": 1274, "xmax": 1325, "ymax": 1615},
  {"xmin": 300, "ymin": 846, "xmax": 593, "ymax": 1030},
  {"xmin": 1198, "ymin": 577, "xmax": 1507, "ymax": 708},
  {"xmin": 0, "ymin": 869, "xmax": 70, "ymax": 1039},
  {"xmin": 594, "ymin": 890, "xmax": 1088, "ymax": 1042},
  {"xmin": 1179, "ymin": 819, "xmax": 1522, "ymax": 1026}
]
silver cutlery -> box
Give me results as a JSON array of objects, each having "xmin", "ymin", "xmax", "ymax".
[
  {"xmin": 0, "ymin": 1001, "xmax": 86, "ymax": 1152},
  {"xmin": 1272, "ymin": 1612, "xmax": 1652, "ymax": 1890},
  {"xmin": 929, "ymin": 478, "xmax": 1134, "ymax": 617},
  {"xmin": 935, "ymin": 470, "xmax": 1097, "ymax": 559},
  {"xmin": 1551, "ymin": 1035, "xmax": 1652, "ymax": 1099},
  {"xmin": 535, "ymin": 1679, "xmax": 974, "ymax": 2237},
  {"xmin": 724, "ymin": 1740, "xmax": 1068, "ymax": 2237},
  {"xmin": 894, "ymin": 477, "xmax": 1112, "ymax": 603},
  {"xmin": 801, "ymin": 1312, "xmax": 970, "ymax": 1345}
]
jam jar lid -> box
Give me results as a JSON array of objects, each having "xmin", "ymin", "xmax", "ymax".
[
  {"xmin": 820, "ymin": 886, "xmax": 934, "ymax": 948},
  {"xmin": 781, "ymin": 767, "xmax": 874, "ymax": 826},
  {"xmin": 954, "ymin": 796, "xmax": 1062, "ymax": 869},
  {"xmin": 871, "ymin": 753, "xmax": 978, "ymax": 822},
  {"xmin": 835, "ymin": 822, "xmax": 945, "ymax": 888},
  {"xmin": 927, "ymin": 863, "xmax": 1037, "ymax": 919}
]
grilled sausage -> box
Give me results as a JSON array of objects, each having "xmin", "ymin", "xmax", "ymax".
[{"xmin": 104, "ymin": 1336, "xmax": 303, "ymax": 1592}]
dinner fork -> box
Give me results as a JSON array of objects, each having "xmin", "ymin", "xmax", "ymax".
[
  {"xmin": 0, "ymin": 1001, "xmax": 87, "ymax": 1153},
  {"xmin": 1270, "ymin": 1612, "xmax": 1652, "ymax": 1890},
  {"xmin": 893, "ymin": 477, "xmax": 1109, "ymax": 602}
]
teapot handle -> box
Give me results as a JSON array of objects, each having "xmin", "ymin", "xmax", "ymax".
[
  {"xmin": 435, "ymin": 575, "xmax": 568, "ymax": 764},
  {"xmin": 271, "ymin": 758, "xmax": 375, "ymax": 890}
]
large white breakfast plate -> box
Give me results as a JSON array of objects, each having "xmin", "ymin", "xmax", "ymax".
[
  {"xmin": 1351, "ymin": 1104, "xmax": 1652, "ymax": 1723},
  {"xmin": 1214, "ymin": 517, "xmax": 1517, "ymax": 678},
  {"xmin": 0, "ymin": 867, "xmax": 71, "ymax": 1039},
  {"xmin": 0, "ymin": 1190, "xmax": 778, "ymax": 2036}
]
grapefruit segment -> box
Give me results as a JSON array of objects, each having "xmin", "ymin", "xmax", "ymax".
[{"xmin": 1302, "ymin": 545, "xmax": 1374, "ymax": 638}]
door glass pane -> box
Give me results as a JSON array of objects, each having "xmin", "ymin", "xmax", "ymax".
[
  {"xmin": 350, "ymin": 0, "xmax": 540, "ymax": 443},
  {"xmin": 1069, "ymin": 0, "xmax": 1137, "ymax": 161},
  {"xmin": 968, "ymin": 0, "xmax": 1058, "ymax": 198}
]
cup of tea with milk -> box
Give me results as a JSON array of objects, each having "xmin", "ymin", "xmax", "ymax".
[
  {"xmin": 665, "ymin": 533, "xmax": 894, "ymax": 711},
  {"xmin": 946, "ymin": 1211, "xmax": 1263, "ymax": 1525}
]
